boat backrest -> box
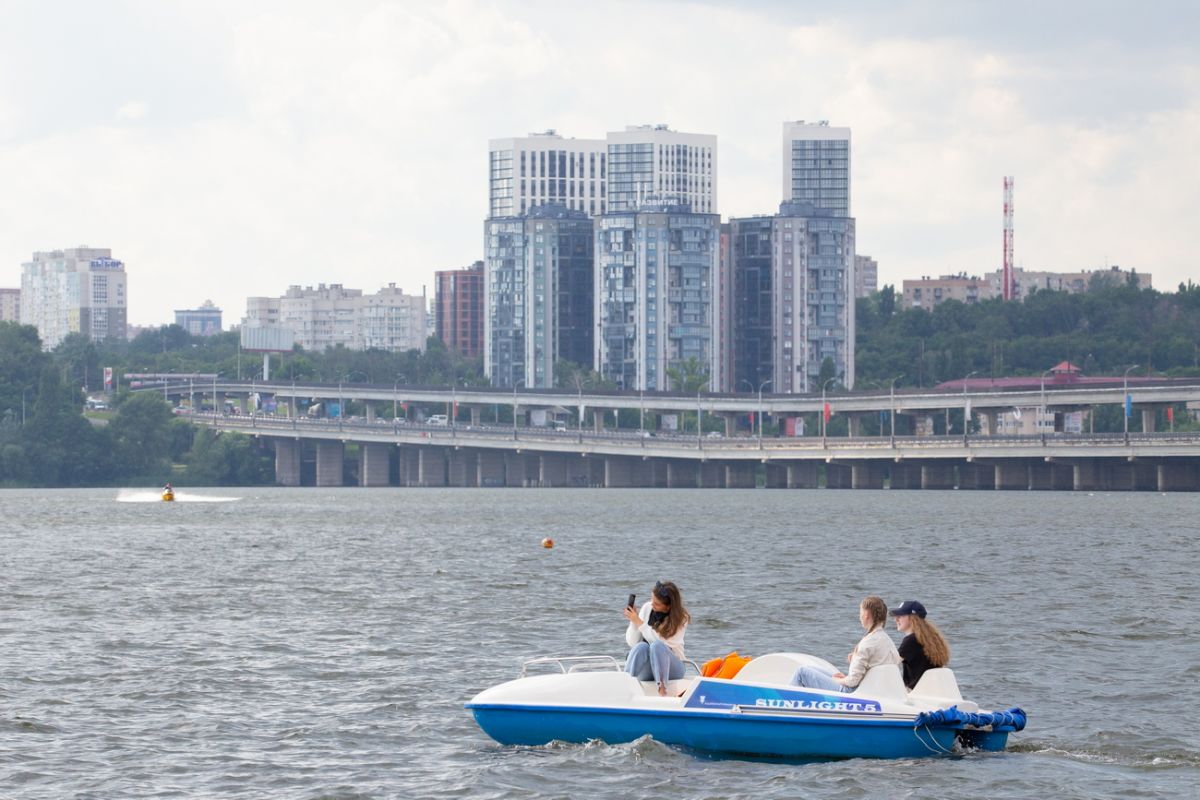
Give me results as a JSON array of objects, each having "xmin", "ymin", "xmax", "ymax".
[
  {"xmin": 909, "ymin": 668, "xmax": 962, "ymax": 701},
  {"xmin": 850, "ymin": 664, "xmax": 907, "ymax": 700},
  {"xmin": 732, "ymin": 653, "xmax": 836, "ymax": 685}
]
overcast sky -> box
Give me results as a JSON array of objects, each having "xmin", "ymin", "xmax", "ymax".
[{"xmin": 2, "ymin": 0, "xmax": 1198, "ymax": 326}]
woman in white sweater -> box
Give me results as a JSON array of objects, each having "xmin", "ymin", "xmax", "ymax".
[
  {"xmin": 791, "ymin": 595, "xmax": 900, "ymax": 692},
  {"xmin": 623, "ymin": 581, "xmax": 690, "ymax": 696}
]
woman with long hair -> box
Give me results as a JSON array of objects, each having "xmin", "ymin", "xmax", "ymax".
[
  {"xmin": 791, "ymin": 595, "xmax": 900, "ymax": 692},
  {"xmin": 623, "ymin": 580, "xmax": 691, "ymax": 696},
  {"xmin": 890, "ymin": 600, "xmax": 950, "ymax": 690}
]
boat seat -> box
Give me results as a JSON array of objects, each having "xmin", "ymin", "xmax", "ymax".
[
  {"xmin": 636, "ymin": 678, "xmax": 695, "ymax": 697},
  {"xmin": 850, "ymin": 664, "xmax": 907, "ymax": 700},
  {"xmin": 907, "ymin": 667, "xmax": 973, "ymax": 707}
]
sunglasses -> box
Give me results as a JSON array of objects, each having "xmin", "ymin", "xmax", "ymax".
[{"xmin": 653, "ymin": 581, "xmax": 672, "ymax": 602}]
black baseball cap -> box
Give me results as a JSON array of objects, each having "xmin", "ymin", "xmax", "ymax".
[{"xmin": 890, "ymin": 600, "xmax": 927, "ymax": 618}]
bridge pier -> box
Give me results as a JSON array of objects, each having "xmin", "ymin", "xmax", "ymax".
[
  {"xmin": 848, "ymin": 416, "xmax": 864, "ymax": 437},
  {"xmin": 315, "ymin": 441, "xmax": 344, "ymax": 487},
  {"xmin": 604, "ymin": 455, "xmax": 653, "ymax": 488},
  {"xmin": 888, "ymin": 462, "xmax": 918, "ymax": 489},
  {"xmin": 1141, "ymin": 408, "xmax": 1155, "ymax": 433},
  {"xmin": 725, "ymin": 462, "xmax": 757, "ymax": 488},
  {"xmin": 995, "ymin": 461, "xmax": 1028, "ymax": 490},
  {"xmin": 418, "ymin": 447, "xmax": 447, "ymax": 487},
  {"xmin": 667, "ymin": 460, "xmax": 699, "ymax": 488},
  {"xmin": 358, "ymin": 442, "xmax": 390, "ymax": 487},
  {"xmin": 788, "ymin": 462, "xmax": 819, "ymax": 488},
  {"xmin": 1072, "ymin": 459, "xmax": 1098, "ymax": 491},
  {"xmin": 505, "ymin": 452, "xmax": 535, "ymax": 487},
  {"xmin": 699, "ymin": 462, "xmax": 725, "ymax": 488},
  {"xmin": 1157, "ymin": 461, "xmax": 1199, "ymax": 491},
  {"xmin": 852, "ymin": 462, "xmax": 886, "ymax": 489},
  {"xmin": 398, "ymin": 446, "xmax": 420, "ymax": 486},
  {"xmin": 447, "ymin": 449, "xmax": 478, "ymax": 487},
  {"xmin": 957, "ymin": 462, "xmax": 993, "ymax": 490},
  {"xmin": 477, "ymin": 449, "xmax": 506, "ymax": 487},
  {"xmin": 918, "ymin": 462, "xmax": 955, "ymax": 490},
  {"xmin": 825, "ymin": 463, "xmax": 852, "ymax": 489},
  {"xmin": 764, "ymin": 463, "xmax": 787, "ymax": 488},
  {"xmin": 1028, "ymin": 462, "xmax": 1054, "ymax": 490},
  {"xmin": 274, "ymin": 438, "xmax": 301, "ymax": 486},
  {"xmin": 470, "ymin": 406, "xmax": 482, "ymax": 426}
]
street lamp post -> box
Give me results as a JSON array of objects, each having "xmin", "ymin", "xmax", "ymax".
[
  {"xmin": 338, "ymin": 379, "xmax": 344, "ymax": 432},
  {"xmin": 1123, "ymin": 364, "xmax": 1140, "ymax": 444},
  {"xmin": 512, "ymin": 378, "xmax": 524, "ymax": 439},
  {"xmin": 821, "ymin": 377, "xmax": 836, "ymax": 448},
  {"xmin": 1039, "ymin": 368, "xmax": 1055, "ymax": 438},
  {"xmin": 889, "ymin": 373, "xmax": 904, "ymax": 446},
  {"xmin": 962, "ymin": 370, "xmax": 980, "ymax": 443},
  {"xmin": 758, "ymin": 380, "xmax": 772, "ymax": 446}
]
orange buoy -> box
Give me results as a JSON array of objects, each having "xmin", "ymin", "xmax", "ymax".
[{"xmin": 541, "ymin": 537, "xmax": 554, "ymax": 549}]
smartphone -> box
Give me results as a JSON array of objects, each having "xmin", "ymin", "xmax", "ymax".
[{"xmin": 627, "ymin": 593, "xmax": 637, "ymax": 609}]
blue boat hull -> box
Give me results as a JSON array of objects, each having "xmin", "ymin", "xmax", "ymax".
[{"xmin": 468, "ymin": 703, "xmax": 982, "ymax": 760}]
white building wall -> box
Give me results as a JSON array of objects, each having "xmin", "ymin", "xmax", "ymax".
[{"xmin": 488, "ymin": 131, "xmax": 607, "ymax": 218}]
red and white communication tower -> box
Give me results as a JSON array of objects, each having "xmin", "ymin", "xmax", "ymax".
[{"xmin": 1002, "ymin": 176, "xmax": 1014, "ymax": 301}]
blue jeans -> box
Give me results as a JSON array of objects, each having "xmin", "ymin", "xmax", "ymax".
[
  {"xmin": 790, "ymin": 663, "xmax": 850, "ymax": 693},
  {"xmin": 625, "ymin": 640, "xmax": 684, "ymax": 686}
]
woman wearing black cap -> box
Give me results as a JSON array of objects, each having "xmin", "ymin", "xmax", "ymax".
[{"xmin": 891, "ymin": 600, "xmax": 950, "ymax": 690}]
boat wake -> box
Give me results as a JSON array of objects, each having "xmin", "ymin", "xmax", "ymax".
[{"xmin": 116, "ymin": 489, "xmax": 240, "ymax": 503}]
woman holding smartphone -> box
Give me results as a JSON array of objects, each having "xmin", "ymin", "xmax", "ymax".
[{"xmin": 622, "ymin": 580, "xmax": 690, "ymax": 696}]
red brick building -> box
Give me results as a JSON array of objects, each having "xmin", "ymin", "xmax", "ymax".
[{"xmin": 435, "ymin": 261, "xmax": 484, "ymax": 358}]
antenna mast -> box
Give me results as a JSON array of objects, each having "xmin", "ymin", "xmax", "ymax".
[{"xmin": 1003, "ymin": 176, "xmax": 1014, "ymax": 301}]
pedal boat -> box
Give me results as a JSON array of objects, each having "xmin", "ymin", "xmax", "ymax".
[{"xmin": 466, "ymin": 653, "xmax": 1025, "ymax": 760}]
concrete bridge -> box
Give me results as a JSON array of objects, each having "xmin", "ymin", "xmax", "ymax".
[{"xmin": 195, "ymin": 412, "xmax": 1200, "ymax": 492}]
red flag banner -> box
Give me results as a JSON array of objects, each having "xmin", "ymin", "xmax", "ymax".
[
  {"xmin": 1167, "ymin": 407, "xmax": 1174, "ymax": 423},
  {"xmin": 823, "ymin": 402, "xmax": 831, "ymax": 423}
]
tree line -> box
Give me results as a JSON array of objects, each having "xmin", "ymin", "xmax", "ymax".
[{"xmin": 4, "ymin": 279, "xmax": 1200, "ymax": 486}]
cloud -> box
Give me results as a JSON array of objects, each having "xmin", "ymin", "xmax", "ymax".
[{"xmin": 1, "ymin": 0, "xmax": 1197, "ymax": 326}]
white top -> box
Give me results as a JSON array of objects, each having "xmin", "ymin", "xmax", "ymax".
[
  {"xmin": 625, "ymin": 601, "xmax": 687, "ymax": 660},
  {"xmin": 844, "ymin": 626, "xmax": 901, "ymax": 688}
]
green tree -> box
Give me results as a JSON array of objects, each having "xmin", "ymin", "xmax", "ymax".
[
  {"xmin": 108, "ymin": 392, "xmax": 174, "ymax": 480},
  {"xmin": 53, "ymin": 332, "xmax": 101, "ymax": 393},
  {"xmin": 666, "ymin": 357, "xmax": 710, "ymax": 393}
]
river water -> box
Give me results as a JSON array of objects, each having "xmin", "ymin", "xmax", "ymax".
[{"xmin": 1, "ymin": 488, "xmax": 1196, "ymax": 798}]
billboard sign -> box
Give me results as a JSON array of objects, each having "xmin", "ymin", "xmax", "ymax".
[{"xmin": 240, "ymin": 326, "xmax": 295, "ymax": 353}]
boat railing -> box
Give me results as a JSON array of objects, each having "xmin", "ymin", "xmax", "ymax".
[
  {"xmin": 520, "ymin": 655, "xmax": 705, "ymax": 677},
  {"xmin": 520, "ymin": 655, "xmax": 623, "ymax": 676}
]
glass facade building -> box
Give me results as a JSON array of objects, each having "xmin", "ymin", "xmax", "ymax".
[
  {"xmin": 174, "ymin": 300, "xmax": 222, "ymax": 336},
  {"xmin": 782, "ymin": 121, "xmax": 851, "ymax": 216},
  {"xmin": 730, "ymin": 203, "xmax": 855, "ymax": 394},
  {"xmin": 607, "ymin": 125, "xmax": 717, "ymax": 214},
  {"xmin": 484, "ymin": 204, "xmax": 594, "ymax": 388},
  {"xmin": 488, "ymin": 131, "xmax": 607, "ymax": 219},
  {"xmin": 595, "ymin": 203, "xmax": 721, "ymax": 391}
]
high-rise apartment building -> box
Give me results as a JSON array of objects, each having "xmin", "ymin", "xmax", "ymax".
[
  {"xmin": 0, "ymin": 288, "xmax": 19, "ymax": 322},
  {"xmin": 488, "ymin": 130, "xmax": 607, "ymax": 219},
  {"xmin": 782, "ymin": 121, "xmax": 851, "ymax": 215},
  {"xmin": 244, "ymin": 283, "xmax": 426, "ymax": 353},
  {"xmin": 606, "ymin": 125, "xmax": 717, "ymax": 214},
  {"xmin": 854, "ymin": 255, "xmax": 878, "ymax": 298},
  {"xmin": 484, "ymin": 205, "xmax": 594, "ymax": 388},
  {"xmin": 20, "ymin": 247, "xmax": 127, "ymax": 349},
  {"xmin": 435, "ymin": 261, "xmax": 485, "ymax": 359},
  {"xmin": 730, "ymin": 203, "xmax": 856, "ymax": 394},
  {"xmin": 595, "ymin": 203, "xmax": 721, "ymax": 391},
  {"xmin": 175, "ymin": 300, "xmax": 222, "ymax": 336}
]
